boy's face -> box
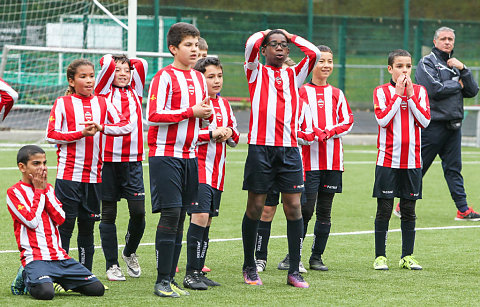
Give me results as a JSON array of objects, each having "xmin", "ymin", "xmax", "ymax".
[
  {"xmin": 204, "ymin": 65, "xmax": 223, "ymax": 98},
  {"xmin": 197, "ymin": 49, "xmax": 208, "ymax": 60},
  {"xmin": 388, "ymin": 56, "xmax": 412, "ymax": 83},
  {"xmin": 19, "ymin": 153, "xmax": 47, "ymax": 184},
  {"xmin": 313, "ymin": 52, "xmax": 333, "ymax": 80},
  {"xmin": 262, "ymin": 33, "xmax": 289, "ymax": 68},
  {"xmin": 113, "ymin": 61, "xmax": 131, "ymax": 88},
  {"xmin": 68, "ymin": 65, "xmax": 95, "ymax": 97},
  {"xmin": 169, "ymin": 35, "xmax": 199, "ymax": 69},
  {"xmin": 434, "ymin": 30, "xmax": 455, "ymax": 54}
]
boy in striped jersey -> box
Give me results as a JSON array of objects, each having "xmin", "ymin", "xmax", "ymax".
[
  {"xmin": 8, "ymin": 145, "xmax": 104, "ymax": 300},
  {"xmin": 299, "ymin": 45, "xmax": 353, "ymax": 271},
  {"xmin": 147, "ymin": 22, "xmax": 212, "ymax": 298},
  {"xmin": 372, "ymin": 49, "xmax": 430, "ymax": 271},
  {"xmin": 95, "ymin": 54, "xmax": 148, "ymax": 281},
  {"xmin": 183, "ymin": 57, "xmax": 239, "ymax": 289},
  {"xmin": 242, "ymin": 29, "xmax": 320, "ymax": 288},
  {"xmin": 0, "ymin": 78, "xmax": 18, "ymax": 122}
]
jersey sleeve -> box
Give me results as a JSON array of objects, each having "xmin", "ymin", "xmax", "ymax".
[
  {"xmin": 408, "ymin": 85, "xmax": 431, "ymax": 129},
  {"xmin": 374, "ymin": 86, "xmax": 401, "ymax": 128},
  {"xmin": 291, "ymin": 35, "xmax": 321, "ymax": 86},
  {"xmin": 146, "ymin": 71, "xmax": 194, "ymax": 126},
  {"xmin": 0, "ymin": 78, "xmax": 19, "ymax": 122},
  {"xmin": 94, "ymin": 54, "xmax": 116, "ymax": 96},
  {"xmin": 329, "ymin": 90, "xmax": 354, "ymax": 138},
  {"xmin": 130, "ymin": 57, "xmax": 148, "ymax": 99},
  {"xmin": 6, "ymin": 186, "xmax": 46, "ymax": 229},
  {"xmin": 43, "ymin": 185, "xmax": 65, "ymax": 226},
  {"xmin": 297, "ymin": 100, "xmax": 315, "ymax": 145},
  {"xmin": 103, "ymin": 98, "xmax": 134, "ymax": 136},
  {"xmin": 244, "ymin": 31, "xmax": 264, "ymax": 84},
  {"xmin": 225, "ymin": 99, "xmax": 240, "ymax": 147},
  {"xmin": 45, "ymin": 97, "xmax": 84, "ymax": 144}
]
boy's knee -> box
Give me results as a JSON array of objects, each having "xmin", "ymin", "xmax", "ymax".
[
  {"xmin": 399, "ymin": 199, "xmax": 416, "ymax": 221},
  {"xmin": 30, "ymin": 283, "xmax": 54, "ymax": 300},
  {"xmin": 261, "ymin": 206, "xmax": 277, "ymax": 221},
  {"xmin": 157, "ymin": 207, "xmax": 182, "ymax": 234}
]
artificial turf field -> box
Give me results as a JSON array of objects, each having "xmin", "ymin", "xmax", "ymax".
[{"xmin": 1, "ymin": 143, "xmax": 480, "ymax": 306}]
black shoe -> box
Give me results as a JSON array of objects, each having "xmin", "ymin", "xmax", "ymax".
[
  {"xmin": 154, "ymin": 279, "xmax": 180, "ymax": 298},
  {"xmin": 183, "ymin": 271, "xmax": 208, "ymax": 290},
  {"xmin": 277, "ymin": 254, "xmax": 290, "ymax": 270},
  {"xmin": 309, "ymin": 257, "xmax": 328, "ymax": 271},
  {"xmin": 199, "ymin": 271, "xmax": 221, "ymax": 287}
]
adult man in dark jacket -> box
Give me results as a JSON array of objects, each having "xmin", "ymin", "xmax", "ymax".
[{"xmin": 411, "ymin": 26, "xmax": 480, "ymax": 220}]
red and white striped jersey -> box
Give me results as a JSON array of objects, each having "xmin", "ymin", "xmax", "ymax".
[
  {"xmin": 244, "ymin": 31, "xmax": 320, "ymax": 147},
  {"xmin": 147, "ymin": 64, "xmax": 208, "ymax": 159},
  {"xmin": 300, "ymin": 83, "xmax": 354, "ymax": 171},
  {"xmin": 196, "ymin": 96, "xmax": 240, "ymax": 191},
  {"xmin": 0, "ymin": 78, "xmax": 18, "ymax": 122},
  {"xmin": 374, "ymin": 82, "xmax": 431, "ymax": 169},
  {"xmin": 6, "ymin": 181, "xmax": 70, "ymax": 267},
  {"xmin": 45, "ymin": 94, "xmax": 133, "ymax": 183},
  {"xmin": 95, "ymin": 54, "xmax": 148, "ymax": 162}
]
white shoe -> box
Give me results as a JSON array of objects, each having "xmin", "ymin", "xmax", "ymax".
[
  {"xmin": 122, "ymin": 250, "xmax": 141, "ymax": 278},
  {"xmin": 299, "ymin": 261, "xmax": 307, "ymax": 273},
  {"xmin": 106, "ymin": 264, "xmax": 126, "ymax": 281},
  {"xmin": 255, "ymin": 259, "xmax": 267, "ymax": 272}
]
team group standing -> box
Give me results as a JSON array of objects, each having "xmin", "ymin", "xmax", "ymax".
[{"xmin": 3, "ymin": 21, "xmax": 479, "ymax": 300}]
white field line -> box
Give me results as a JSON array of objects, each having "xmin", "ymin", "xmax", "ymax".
[{"xmin": 1, "ymin": 224, "xmax": 480, "ymax": 254}]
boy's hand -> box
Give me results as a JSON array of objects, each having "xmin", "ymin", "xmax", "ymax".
[
  {"xmin": 192, "ymin": 98, "xmax": 213, "ymax": 119},
  {"xmin": 278, "ymin": 29, "xmax": 293, "ymax": 42},
  {"xmin": 314, "ymin": 127, "xmax": 328, "ymax": 142},
  {"xmin": 404, "ymin": 74, "xmax": 414, "ymax": 98},
  {"xmin": 216, "ymin": 127, "xmax": 233, "ymax": 142},
  {"xmin": 30, "ymin": 166, "xmax": 47, "ymax": 190},
  {"xmin": 447, "ymin": 58, "xmax": 465, "ymax": 70},
  {"xmin": 459, "ymin": 79, "xmax": 464, "ymax": 88},
  {"xmin": 261, "ymin": 29, "xmax": 272, "ymax": 36},
  {"xmin": 80, "ymin": 122, "xmax": 98, "ymax": 136},
  {"xmin": 395, "ymin": 75, "xmax": 407, "ymax": 97}
]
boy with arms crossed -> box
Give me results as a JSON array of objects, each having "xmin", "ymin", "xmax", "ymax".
[
  {"xmin": 8, "ymin": 145, "xmax": 104, "ymax": 300},
  {"xmin": 372, "ymin": 50, "xmax": 430, "ymax": 270},
  {"xmin": 95, "ymin": 54, "xmax": 148, "ymax": 281},
  {"xmin": 147, "ymin": 22, "xmax": 212, "ymax": 298},
  {"xmin": 242, "ymin": 29, "xmax": 320, "ymax": 288}
]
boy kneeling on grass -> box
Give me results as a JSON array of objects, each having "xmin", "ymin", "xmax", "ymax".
[
  {"xmin": 8, "ymin": 145, "xmax": 104, "ymax": 300},
  {"xmin": 372, "ymin": 50, "xmax": 431, "ymax": 271}
]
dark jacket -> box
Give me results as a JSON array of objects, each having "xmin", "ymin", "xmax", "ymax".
[{"xmin": 415, "ymin": 47, "xmax": 479, "ymax": 121}]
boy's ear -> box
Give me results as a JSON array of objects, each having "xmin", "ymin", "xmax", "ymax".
[
  {"xmin": 261, "ymin": 46, "xmax": 266, "ymax": 56},
  {"xmin": 18, "ymin": 162, "xmax": 26, "ymax": 173},
  {"xmin": 168, "ymin": 45, "xmax": 177, "ymax": 56},
  {"xmin": 387, "ymin": 65, "xmax": 393, "ymax": 74}
]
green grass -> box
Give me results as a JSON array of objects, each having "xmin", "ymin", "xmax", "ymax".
[{"xmin": 1, "ymin": 144, "xmax": 480, "ymax": 306}]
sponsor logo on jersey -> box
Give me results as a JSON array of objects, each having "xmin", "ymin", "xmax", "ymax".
[
  {"xmin": 84, "ymin": 274, "xmax": 96, "ymax": 280},
  {"xmin": 382, "ymin": 190, "xmax": 394, "ymax": 194},
  {"xmin": 293, "ymin": 184, "xmax": 304, "ymax": 189},
  {"xmin": 216, "ymin": 111, "xmax": 223, "ymax": 122},
  {"xmin": 17, "ymin": 204, "xmax": 24, "ymax": 211},
  {"xmin": 323, "ymin": 184, "xmax": 338, "ymax": 189},
  {"xmin": 191, "ymin": 202, "xmax": 199, "ymax": 206},
  {"xmin": 150, "ymin": 94, "xmax": 156, "ymax": 101},
  {"xmin": 49, "ymin": 115, "xmax": 55, "ymax": 122},
  {"xmin": 400, "ymin": 101, "xmax": 407, "ymax": 110},
  {"xmin": 84, "ymin": 111, "xmax": 92, "ymax": 121},
  {"xmin": 134, "ymin": 192, "xmax": 145, "ymax": 196},
  {"xmin": 317, "ymin": 98, "xmax": 324, "ymax": 108},
  {"xmin": 410, "ymin": 193, "xmax": 419, "ymax": 197},
  {"xmin": 275, "ymin": 76, "xmax": 282, "ymax": 85},
  {"xmin": 188, "ymin": 84, "xmax": 195, "ymax": 95}
]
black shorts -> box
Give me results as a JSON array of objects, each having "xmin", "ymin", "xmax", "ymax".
[
  {"xmin": 305, "ymin": 170, "xmax": 343, "ymax": 194},
  {"xmin": 55, "ymin": 179, "xmax": 101, "ymax": 220},
  {"xmin": 24, "ymin": 259, "xmax": 99, "ymax": 291},
  {"xmin": 372, "ymin": 166, "xmax": 422, "ymax": 200},
  {"xmin": 101, "ymin": 161, "xmax": 145, "ymax": 201},
  {"xmin": 188, "ymin": 183, "xmax": 222, "ymax": 217},
  {"xmin": 243, "ymin": 145, "xmax": 305, "ymax": 194},
  {"xmin": 149, "ymin": 156, "xmax": 198, "ymax": 213}
]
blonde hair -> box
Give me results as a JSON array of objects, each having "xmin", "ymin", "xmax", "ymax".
[{"xmin": 65, "ymin": 59, "xmax": 94, "ymax": 95}]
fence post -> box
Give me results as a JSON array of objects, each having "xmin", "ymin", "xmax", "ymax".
[
  {"xmin": 307, "ymin": 0, "xmax": 313, "ymax": 41},
  {"xmin": 414, "ymin": 19, "xmax": 423, "ymax": 65},
  {"xmin": 82, "ymin": 1, "xmax": 90, "ymax": 49},
  {"xmin": 153, "ymin": 0, "xmax": 159, "ymax": 70},
  {"xmin": 338, "ymin": 17, "xmax": 347, "ymax": 92},
  {"xmin": 403, "ymin": 0, "xmax": 410, "ymax": 50}
]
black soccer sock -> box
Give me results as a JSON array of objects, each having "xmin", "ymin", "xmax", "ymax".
[
  {"xmin": 170, "ymin": 231, "xmax": 184, "ymax": 279},
  {"xmin": 374, "ymin": 219, "xmax": 389, "ymax": 258},
  {"xmin": 311, "ymin": 221, "xmax": 331, "ymax": 260},
  {"xmin": 99, "ymin": 222, "xmax": 118, "ymax": 270},
  {"xmin": 242, "ymin": 213, "xmax": 259, "ymax": 269},
  {"xmin": 287, "ymin": 217, "xmax": 304, "ymax": 274},
  {"xmin": 186, "ymin": 222, "xmax": 205, "ymax": 272},
  {"xmin": 156, "ymin": 229, "xmax": 176, "ymax": 283},
  {"xmin": 199, "ymin": 226, "xmax": 210, "ymax": 269},
  {"xmin": 401, "ymin": 220, "xmax": 416, "ymax": 258},
  {"xmin": 123, "ymin": 200, "xmax": 146, "ymax": 257},
  {"xmin": 77, "ymin": 219, "xmax": 95, "ymax": 271},
  {"xmin": 255, "ymin": 220, "xmax": 272, "ymax": 261}
]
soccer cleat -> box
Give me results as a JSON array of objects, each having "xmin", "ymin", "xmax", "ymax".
[
  {"xmin": 393, "ymin": 202, "xmax": 401, "ymax": 218},
  {"xmin": 171, "ymin": 279, "xmax": 190, "ymax": 296},
  {"xmin": 53, "ymin": 282, "xmax": 66, "ymax": 293},
  {"xmin": 202, "ymin": 265, "xmax": 211, "ymax": 272},
  {"xmin": 106, "ymin": 264, "xmax": 126, "ymax": 281},
  {"xmin": 176, "ymin": 266, "xmax": 179, "ymax": 273},
  {"xmin": 287, "ymin": 271, "xmax": 309, "ymax": 288},
  {"xmin": 199, "ymin": 271, "xmax": 221, "ymax": 287},
  {"xmin": 309, "ymin": 257, "xmax": 328, "ymax": 271},
  {"xmin": 455, "ymin": 207, "xmax": 480, "ymax": 221},
  {"xmin": 399, "ymin": 255, "xmax": 422, "ymax": 270},
  {"xmin": 299, "ymin": 261, "xmax": 307, "ymax": 273},
  {"xmin": 154, "ymin": 280, "xmax": 180, "ymax": 298},
  {"xmin": 11, "ymin": 265, "xmax": 26, "ymax": 295},
  {"xmin": 122, "ymin": 250, "xmax": 141, "ymax": 278},
  {"xmin": 183, "ymin": 271, "xmax": 208, "ymax": 290},
  {"xmin": 373, "ymin": 256, "xmax": 389, "ymax": 270},
  {"xmin": 242, "ymin": 266, "xmax": 263, "ymax": 286},
  {"xmin": 277, "ymin": 254, "xmax": 290, "ymax": 270},
  {"xmin": 256, "ymin": 259, "xmax": 267, "ymax": 272}
]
